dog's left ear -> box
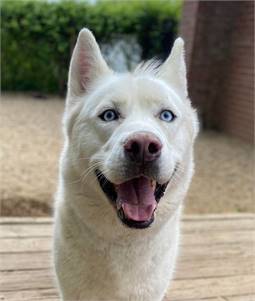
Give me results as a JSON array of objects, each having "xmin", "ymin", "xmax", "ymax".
[{"xmin": 159, "ymin": 38, "xmax": 187, "ymax": 99}]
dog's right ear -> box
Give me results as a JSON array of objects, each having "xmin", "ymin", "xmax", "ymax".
[{"xmin": 67, "ymin": 28, "xmax": 111, "ymax": 101}]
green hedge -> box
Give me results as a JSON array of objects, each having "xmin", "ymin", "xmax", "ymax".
[{"xmin": 1, "ymin": 0, "xmax": 181, "ymax": 95}]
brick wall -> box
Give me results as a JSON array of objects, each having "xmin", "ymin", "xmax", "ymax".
[
  {"xmin": 178, "ymin": 1, "xmax": 199, "ymax": 70},
  {"xmin": 179, "ymin": 1, "xmax": 254, "ymax": 143}
]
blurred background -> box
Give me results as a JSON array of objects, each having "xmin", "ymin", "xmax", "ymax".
[{"xmin": 0, "ymin": 0, "xmax": 254, "ymax": 217}]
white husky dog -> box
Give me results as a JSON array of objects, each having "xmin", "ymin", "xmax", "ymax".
[{"xmin": 53, "ymin": 28, "xmax": 198, "ymax": 301}]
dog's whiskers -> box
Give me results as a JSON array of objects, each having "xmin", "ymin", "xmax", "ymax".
[
  {"xmin": 81, "ymin": 162, "xmax": 102, "ymax": 184},
  {"xmin": 170, "ymin": 167, "xmax": 184, "ymax": 186},
  {"xmin": 94, "ymin": 168, "xmax": 111, "ymax": 189}
]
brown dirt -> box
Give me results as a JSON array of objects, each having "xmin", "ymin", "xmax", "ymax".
[
  {"xmin": 0, "ymin": 94, "xmax": 63, "ymax": 216},
  {"xmin": 0, "ymin": 93, "xmax": 254, "ymax": 216},
  {"xmin": 186, "ymin": 131, "xmax": 254, "ymax": 214}
]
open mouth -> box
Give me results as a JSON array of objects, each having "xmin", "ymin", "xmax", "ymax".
[{"xmin": 95, "ymin": 169, "xmax": 169, "ymax": 229}]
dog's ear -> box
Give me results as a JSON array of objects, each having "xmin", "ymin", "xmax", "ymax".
[
  {"xmin": 159, "ymin": 38, "xmax": 187, "ymax": 99},
  {"xmin": 67, "ymin": 28, "xmax": 111, "ymax": 99}
]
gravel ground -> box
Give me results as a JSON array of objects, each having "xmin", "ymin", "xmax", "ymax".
[{"xmin": 0, "ymin": 94, "xmax": 254, "ymax": 216}]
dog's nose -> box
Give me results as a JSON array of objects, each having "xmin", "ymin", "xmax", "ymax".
[{"xmin": 124, "ymin": 132, "xmax": 162, "ymax": 163}]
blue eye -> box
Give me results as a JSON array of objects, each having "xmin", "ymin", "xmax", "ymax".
[
  {"xmin": 159, "ymin": 110, "xmax": 176, "ymax": 122},
  {"xmin": 99, "ymin": 109, "xmax": 118, "ymax": 122}
]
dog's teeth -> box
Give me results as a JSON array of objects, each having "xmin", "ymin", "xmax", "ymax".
[
  {"xmin": 151, "ymin": 180, "xmax": 156, "ymax": 189},
  {"xmin": 116, "ymin": 198, "xmax": 122, "ymax": 210}
]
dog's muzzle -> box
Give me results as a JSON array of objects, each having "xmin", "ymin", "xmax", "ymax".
[{"xmin": 94, "ymin": 132, "xmax": 178, "ymax": 229}]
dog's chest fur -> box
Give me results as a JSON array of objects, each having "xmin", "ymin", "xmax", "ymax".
[{"xmin": 54, "ymin": 204, "xmax": 181, "ymax": 301}]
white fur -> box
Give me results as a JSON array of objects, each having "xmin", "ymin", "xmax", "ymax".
[{"xmin": 53, "ymin": 28, "xmax": 199, "ymax": 301}]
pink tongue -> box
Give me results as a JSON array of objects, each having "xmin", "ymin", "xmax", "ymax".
[{"xmin": 117, "ymin": 177, "xmax": 156, "ymax": 222}]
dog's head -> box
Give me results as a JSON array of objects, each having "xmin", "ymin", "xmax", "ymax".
[{"xmin": 63, "ymin": 29, "xmax": 198, "ymax": 231}]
